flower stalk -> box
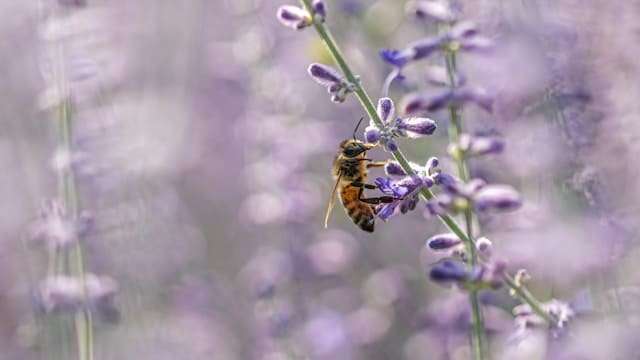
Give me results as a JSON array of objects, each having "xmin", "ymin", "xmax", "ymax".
[
  {"xmin": 296, "ymin": 0, "xmax": 557, "ymax": 345},
  {"xmin": 444, "ymin": 48, "xmax": 487, "ymax": 360},
  {"xmin": 54, "ymin": 44, "xmax": 94, "ymax": 360}
]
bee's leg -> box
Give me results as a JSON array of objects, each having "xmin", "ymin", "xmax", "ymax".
[
  {"xmin": 350, "ymin": 181, "xmax": 377, "ymax": 190},
  {"xmin": 365, "ymin": 161, "xmax": 386, "ymax": 169},
  {"xmin": 359, "ymin": 195, "xmax": 395, "ymax": 204}
]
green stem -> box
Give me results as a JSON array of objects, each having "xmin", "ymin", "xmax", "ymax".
[
  {"xmin": 444, "ymin": 49, "xmax": 486, "ymax": 360},
  {"xmin": 503, "ymin": 274, "xmax": 556, "ymax": 324},
  {"xmin": 298, "ymin": 0, "xmax": 555, "ymax": 332},
  {"xmin": 56, "ymin": 42, "xmax": 94, "ymax": 360}
]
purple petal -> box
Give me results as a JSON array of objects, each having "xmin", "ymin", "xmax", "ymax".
[
  {"xmin": 407, "ymin": 0, "xmax": 456, "ymax": 23},
  {"xmin": 429, "ymin": 260, "xmax": 468, "ymax": 284},
  {"xmin": 408, "ymin": 36, "xmax": 445, "ymax": 61},
  {"xmin": 307, "ymin": 63, "xmax": 342, "ymax": 86},
  {"xmin": 377, "ymin": 97, "xmax": 395, "ymax": 123},
  {"xmin": 468, "ymin": 135, "xmax": 505, "ymax": 156},
  {"xmin": 401, "ymin": 93, "xmax": 428, "ymax": 115},
  {"xmin": 379, "ymin": 49, "xmax": 410, "ymax": 68},
  {"xmin": 400, "ymin": 194, "xmax": 419, "ymax": 213},
  {"xmin": 312, "ymin": 0, "xmax": 327, "ymax": 21},
  {"xmin": 426, "ymin": 233, "xmax": 461, "ymax": 251},
  {"xmin": 425, "ymin": 157, "xmax": 439, "ymax": 173},
  {"xmin": 384, "ymin": 161, "xmax": 408, "ymax": 176},
  {"xmin": 376, "ymin": 202, "xmax": 399, "ymax": 221},
  {"xmin": 449, "ymin": 21, "xmax": 478, "ymax": 39},
  {"xmin": 277, "ymin": 6, "xmax": 312, "ymax": 30},
  {"xmin": 384, "ymin": 138, "xmax": 399, "ymax": 152},
  {"xmin": 396, "ymin": 117, "xmax": 437, "ymax": 137},
  {"xmin": 374, "ymin": 177, "xmax": 394, "ymax": 195},
  {"xmin": 473, "ymin": 184, "xmax": 522, "ymax": 212},
  {"xmin": 364, "ymin": 125, "xmax": 381, "ymax": 143},
  {"xmin": 459, "ymin": 36, "xmax": 494, "ymax": 52}
]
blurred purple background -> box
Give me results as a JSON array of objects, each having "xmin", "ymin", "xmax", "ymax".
[{"xmin": 1, "ymin": 0, "xmax": 640, "ymax": 359}]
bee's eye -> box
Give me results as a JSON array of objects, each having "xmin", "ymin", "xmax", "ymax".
[{"xmin": 343, "ymin": 145, "xmax": 361, "ymax": 157}]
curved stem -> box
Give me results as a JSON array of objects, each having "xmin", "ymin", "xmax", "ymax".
[{"xmin": 298, "ymin": 0, "xmax": 555, "ymax": 332}]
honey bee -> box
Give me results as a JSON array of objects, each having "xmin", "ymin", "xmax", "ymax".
[{"xmin": 324, "ymin": 118, "xmax": 395, "ymax": 232}]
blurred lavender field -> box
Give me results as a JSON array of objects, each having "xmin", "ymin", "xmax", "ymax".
[{"xmin": 2, "ymin": 0, "xmax": 640, "ymax": 359}]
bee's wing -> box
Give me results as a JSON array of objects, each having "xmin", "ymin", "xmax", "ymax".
[{"xmin": 323, "ymin": 173, "xmax": 342, "ymax": 228}]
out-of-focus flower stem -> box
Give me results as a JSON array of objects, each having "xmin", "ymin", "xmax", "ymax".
[
  {"xmin": 444, "ymin": 49, "xmax": 487, "ymax": 360},
  {"xmin": 298, "ymin": 0, "xmax": 556, "ymax": 335},
  {"xmin": 503, "ymin": 273, "xmax": 556, "ymax": 324},
  {"xmin": 55, "ymin": 44, "xmax": 94, "ymax": 360}
]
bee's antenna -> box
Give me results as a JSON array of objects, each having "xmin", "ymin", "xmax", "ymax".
[{"xmin": 353, "ymin": 117, "xmax": 364, "ymax": 140}]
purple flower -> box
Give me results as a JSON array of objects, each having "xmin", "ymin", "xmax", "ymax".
[
  {"xmin": 448, "ymin": 21, "xmax": 479, "ymax": 39},
  {"xmin": 364, "ymin": 125, "xmax": 381, "ymax": 143},
  {"xmin": 476, "ymin": 236, "xmax": 493, "ymax": 258},
  {"xmin": 312, "ymin": 0, "xmax": 327, "ymax": 22},
  {"xmin": 472, "ymin": 185, "xmax": 522, "ymax": 212},
  {"xmin": 365, "ymin": 97, "xmax": 437, "ymax": 152},
  {"xmin": 375, "ymin": 175, "xmax": 434, "ymax": 220},
  {"xmin": 375, "ymin": 175, "xmax": 423, "ymax": 198},
  {"xmin": 29, "ymin": 199, "xmax": 93, "ymax": 249},
  {"xmin": 380, "ymin": 37, "xmax": 445, "ymax": 68},
  {"xmin": 307, "ymin": 63, "xmax": 342, "ymax": 86},
  {"xmin": 384, "ymin": 161, "xmax": 408, "ymax": 176},
  {"xmin": 426, "ymin": 177, "xmax": 522, "ymax": 216},
  {"xmin": 380, "ymin": 49, "xmax": 411, "ymax": 68},
  {"xmin": 406, "ymin": 0, "xmax": 457, "ymax": 23},
  {"xmin": 403, "ymin": 86, "xmax": 494, "ymax": 114},
  {"xmin": 35, "ymin": 274, "xmax": 118, "ymax": 314},
  {"xmin": 426, "ymin": 233, "xmax": 461, "ymax": 250},
  {"xmin": 395, "ymin": 117, "xmax": 437, "ymax": 137},
  {"xmin": 429, "ymin": 260, "xmax": 469, "ymax": 284},
  {"xmin": 307, "ymin": 63, "xmax": 354, "ymax": 103},
  {"xmin": 377, "ymin": 97, "xmax": 395, "ymax": 123},
  {"xmin": 277, "ymin": 5, "xmax": 312, "ymax": 30},
  {"xmin": 448, "ymin": 133, "xmax": 505, "ymax": 158}
]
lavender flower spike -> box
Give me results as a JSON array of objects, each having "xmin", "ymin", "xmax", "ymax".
[
  {"xmin": 396, "ymin": 117, "xmax": 437, "ymax": 138},
  {"xmin": 426, "ymin": 233, "xmax": 461, "ymax": 251},
  {"xmin": 277, "ymin": 5, "xmax": 312, "ymax": 30},
  {"xmin": 307, "ymin": 63, "xmax": 342, "ymax": 86},
  {"xmin": 473, "ymin": 184, "xmax": 522, "ymax": 212}
]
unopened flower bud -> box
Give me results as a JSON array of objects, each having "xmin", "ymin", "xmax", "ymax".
[
  {"xmin": 473, "ymin": 184, "xmax": 522, "ymax": 212},
  {"xmin": 475, "ymin": 236, "xmax": 492, "ymax": 257},
  {"xmin": 307, "ymin": 63, "xmax": 342, "ymax": 86},
  {"xmin": 377, "ymin": 97, "xmax": 395, "ymax": 124},
  {"xmin": 384, "ymin": 138, "xmax": 398, "ymax": 152},
  {"xmin": 429, "ymin": 260, "xmax": 468, "ymax": 284},
  {"xmin": 396, "ymin": 117, "xmax": 437, "ymax": 137},
  {"xmin": 312, "ymin": 0, "xmax": 327, "ymax": 22},
  {"xmin": 406, "ymin": 0, "xmax": 456, "ymax": 23},
  {"xmin": 364, "ymin": 125, "xmax": 381, "ymax": 143},
  {"xmin": 277, "ymin": 5, "xmax": 312, "ymax": 30},
  {"xmin": 426, "ymin": 233, "xmax": 461, "ymax": 251}
]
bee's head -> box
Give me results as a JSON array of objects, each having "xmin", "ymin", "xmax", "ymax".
[
  {"xmin": 338, "ymin": 116, "xmax": 375, "ymax": 158},
  {"xmin": 339, "ymin": 139, "xmax": 374, "ymax": 158}
]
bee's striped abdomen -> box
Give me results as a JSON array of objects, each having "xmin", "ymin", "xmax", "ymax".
[{"xmin": 340, "ymin": 185, "xmax": 375, "ymax": 233}]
